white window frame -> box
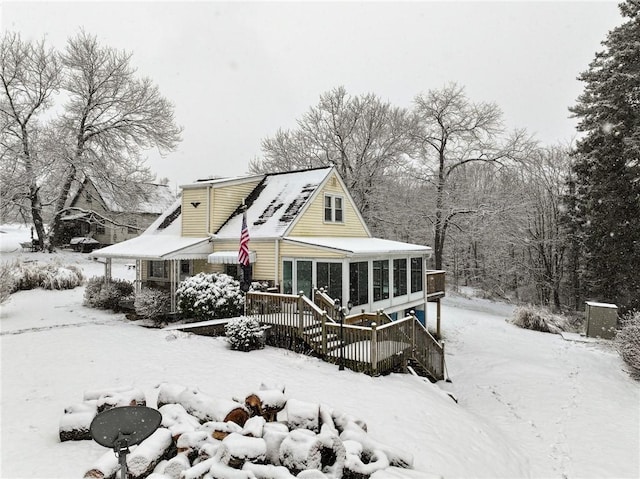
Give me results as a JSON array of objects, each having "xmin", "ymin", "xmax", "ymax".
[{"xmin": 324, "ymin": 194, "xmax": 344, "ymax": 223}]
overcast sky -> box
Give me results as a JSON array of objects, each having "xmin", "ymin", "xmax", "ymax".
[{"xmin": 2, "ymin": 1, "xmax": 624, "ymax": 190}]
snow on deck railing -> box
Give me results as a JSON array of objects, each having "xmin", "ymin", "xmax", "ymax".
[{"xmin": 246, "ymin": 291, "xmax": 445, "ymax": 379}]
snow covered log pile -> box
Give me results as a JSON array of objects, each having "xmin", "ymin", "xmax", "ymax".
[{"xmin": 63, "ymin": 383, "xmax": 421, "ymax": 479}]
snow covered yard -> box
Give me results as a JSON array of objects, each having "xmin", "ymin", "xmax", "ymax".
[{"xmin": 1, "ymin": 225, "xmax": 638, "ymax": 478}]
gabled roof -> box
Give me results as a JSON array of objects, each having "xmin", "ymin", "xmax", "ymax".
[
  {"xmin": 70, "ymin": 177, "xmax": 176, "ymax": 215},
  {"xmin": 213, "ymin": 167, "xmax": 334, "ymax": 239}
]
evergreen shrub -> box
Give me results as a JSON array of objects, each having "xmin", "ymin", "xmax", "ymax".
[
  {"xmin": 511, "ymin": 306, "xmax": 571, "ymax": 334},
  {"xmin": 176, "ymin": 272, "xmax": 244, "ymax": 321},
  {"xmin": 0, "ymin": 262, "xmax": 15, "ymax": 304},
  {"xmin": 83, "ymin": 276, "xmax": 134, "ymax": 311},
  {"xmin": 616, "ymin": 312, "xmax": 640, "ymax": 380},
  {"xmin": 225, "ymin": 316, "xmax": 267, "ymax": 351},
  {"xmin": 134, "ymin": 288, "xmax": 172, "ymax": 325}
]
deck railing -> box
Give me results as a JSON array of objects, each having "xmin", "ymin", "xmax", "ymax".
[{"xmin": 246, "ymin": 291, "xmax": 445, "ymax": 379}]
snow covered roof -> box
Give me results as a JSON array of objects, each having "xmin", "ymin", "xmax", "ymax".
[
  {"xmin": 214, "ymin": 167, "xmax": 333, "ymax": 239},
  {"xmin": 283, "ymin": 237, "xmax": 432, "ymax": 256},
  {"xmin": 71, "ymin": 177, "xmax": 176, "ymax": 214},
  {"xmin": 142, "ymin": 198, "xmax": 182, "ymax": 235},
  {"xmin": 91, "ymin": 234, "xmax": 211, "ymax": 260}
]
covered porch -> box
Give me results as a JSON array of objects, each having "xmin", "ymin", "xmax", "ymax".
[{"xmin": 90, "ymin": 234, "xmax": 212, "ymax": 312}]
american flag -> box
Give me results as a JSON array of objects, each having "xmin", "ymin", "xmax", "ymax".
[{"xmin": 238, "ymin": 210, "xmax": 250, "ymax": 266}]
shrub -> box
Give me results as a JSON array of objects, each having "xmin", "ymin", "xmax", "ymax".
[
  {"xmin": 9, "ymin": 260, "xmax": 83, "ymax": 292},
  {"xmin": 83, "ymin": 276, "xmax": 134, "ymax": 311},
  {"xmin": 510, "ymin": 305, "xmax": 571, "ymax": 334},
  {"xmin": 176, "ymin": 272, "xmax": 244, "ymax": 321},
  {"xmin": 0, "ymin": 262, "xmax": 15, "ymax": 304},
  {"xmin": 134, "ymin": 288, "xmax": 172, "ymax": 325},
  {"xmin": 616, "ymin": 312, "xmax": 640, "ymax": 380},
  {"xmin": 225, "ymin": 316, "xmax": 266, "ymax": 351}
]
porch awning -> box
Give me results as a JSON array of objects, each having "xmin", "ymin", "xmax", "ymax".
[
  {"xmin": 283, "ymin": 237, "xmax": 431, "ymax": 256},
  {"xmin": 91, "ymin": 234, "xmax": 212, "ymax": 260},
  {"xmin": 208, "ymin": 251, "xmax": 257, "ymax": 264}
]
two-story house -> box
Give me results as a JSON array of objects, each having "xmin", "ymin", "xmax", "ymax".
[
  {"xmin": 59, "ymin": 177, "xmax": 176, "ymax": 249},
  {"xmin": 91, "ymin": 167, "xmax": 440, "ymax": 323}
]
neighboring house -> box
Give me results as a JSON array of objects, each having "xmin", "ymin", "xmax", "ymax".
[
  {"xmin": 92, "ymin": 166, "xmax": 444, "ymax": 321},
  {"xmin": 59, "ymin": 177, "xmax": 176, "ymax": 248}
]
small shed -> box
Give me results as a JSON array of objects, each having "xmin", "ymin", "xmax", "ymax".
[{"xmin": 585, "ymin": 301, "xmax": 618, "ymax": 339}]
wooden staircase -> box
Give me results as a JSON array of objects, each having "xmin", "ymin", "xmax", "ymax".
[{"xmin": 245, "ymin": 290, "xmax": 446, "ymax": 380}]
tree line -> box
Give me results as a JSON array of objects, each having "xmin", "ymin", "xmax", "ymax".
[{"xmin": 2, "ymin": 2, "xmax": 638, "ymax": 313}]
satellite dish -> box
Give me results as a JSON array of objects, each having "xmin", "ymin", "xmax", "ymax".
[
  {"xmin": 90, "ymin": 406, "xmax": 162, "ymax": 479},
  {"xmin": 90, "ymin": 406, "xmax": 162, "ymax": 449}
]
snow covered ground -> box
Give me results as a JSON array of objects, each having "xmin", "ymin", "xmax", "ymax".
[{"xmin": 1, "ymin": 224, "xmax": 638, "ymax": 478}]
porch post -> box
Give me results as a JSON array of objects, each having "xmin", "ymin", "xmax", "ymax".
[
  {"xmin": 436, "ymin": 299, "xmax": 442, "ymax": 339},
  {"xmin": 170, "ymin": 260, "xmax": 177, "ymax": 314},
  {"xmin": 370, "ymin": 322, "xmax": 378, "ymax": 376},
  {"xmin": 135, "ymin": 260, "xmax": 142, "ymax": 294},
  {"xmin": 321, "ymin": 310, "xmax": 327, "ymax": 356},
  {"xmin": 298, "ymin": 291, "xmax": 304, "ymax": 336},
  {"xmin": 104, "ymin": 258, "xmax": 112, "ymax": 284}
]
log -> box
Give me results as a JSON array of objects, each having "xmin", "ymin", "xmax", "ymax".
[
  {"xmin": 181, "ymin": 457, "xmax": 217, "ymax": 479},
  {"xmin": 161, "ymin": 453, "xmax": 191, "ymax": 479},
  {"xmin": 279, "ymin": 429, "xmax": 323, "ymax": 474},
  {"xmin": 242, "ymin": 462, "xmax": 296, "ymax": 479},
  {"xmin": 94, "ymin": 387, "xmax": 146, "ymax": 412},
  {"xmin": 176, "ymin": 430, "xmax": 213, "ymax": 461},
  {"xmin": 245, "ymin": 388, "xmax": 286, "ymax": 422},
  {"xmin": 262, "ymin": 422, "xmax": 289, "ymax": 466},
  {"xmin": 340, "ymin": 427, "xmax": 412, "ymax": 469},
  {"xmin": 126, "ymin": 427, "xmax": 175, "ymax": 479},
  {"xmin": 342, "ymin": 440, "xmax": 390, "ymax": 479},
  {"xmin": 159, "ymin": 403, "xmax": 201, "ymax": 439},
  {"xmin": 208, "ymin": 462, "xmax": 256, "ymax": 479},
  {"xmin": 284, "ymin": 398, "xmax": 319, "ymax": 433},
  {"xmin": 219, "ymin": 432, "xmax": 267, "ymax": 468},
  {"xmin": 241, "ymin": 415, "xmax": 266, "ymax": 438},
  {"xmin": 177, "ymin": 387, "xmax": 249, "ymax": 426},
  {"xmin": 83, "ymin": 449, "xmax": 119, "ymax": 479},
  {"xmin": 198, "ymin": 420, "xmax": 242, "ymax": 440},
  {"xmin": 59, "ymin": 402, "xmax": 97, "ymax": 442},
  {"xmin": 154, "ymin": 383, "xmax": 187, "ymax": 408}
]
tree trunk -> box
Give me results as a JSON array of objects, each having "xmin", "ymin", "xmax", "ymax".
[{"xmin": 49, "ymin": 164, "xmax": 77, "ymax": 246}]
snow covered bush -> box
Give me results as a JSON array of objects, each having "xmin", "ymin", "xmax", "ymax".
[
  {"xmin": 134, "ymin": 287, "xmax": 172, "ymax": 325},
  {"xmin": 616, "ymin": 312, "xmax": 640, "ymax": 380},
  {"xmin": 9, "ymin": 260, "xmax": 83, "ymax": 291},
  {"xmin": 177, "ymin": 272, "xmax": 244, "ymax": 321},
  {"xmin": 83, "ymin": 276, "xmax": 134, "ymax": 311},
  {"xmin": 0, "ymin": 262, "xmax": 16, "ymax": 303},
  {"xmin": 511, "ymin": 305, "xmax": 570, "ymax": 334},
  {"xmin": 225, "ymin": 316, "xmax": 267, "ymax": 352}
]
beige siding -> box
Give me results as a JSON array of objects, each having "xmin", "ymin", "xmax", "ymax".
[
  {"xmin": 214, "ymin": 239, "xmax": 277, "ymax": 282},
  {"xmin": 279, "ymin": 242, "xmax": 344, "ymax": 259},
  {"xmin": 288, "ymin": 172, "xmax": 369, "ymax": 237},
  {"xmin": 210, "ymin": 181, "xmax": 261, "ymax": 232},
  {"xmin": 181, "ymin": 189, "xmax": 209, "ymax": 237}
]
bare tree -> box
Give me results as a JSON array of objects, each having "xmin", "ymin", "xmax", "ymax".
[
  {"xmin": 0, "ymin": 33, "xmax": 61, "ymax": 248},
  {"xmin": 410, "ymin": 83, "xmax": 534, "ymax": 269},
  {"xmin": 253, "ymin": 86, "xmax": 413, "ymax": 228},
  {"xmin": 48, "ymin": 30, "xmax": 182, "ymax": 244}
]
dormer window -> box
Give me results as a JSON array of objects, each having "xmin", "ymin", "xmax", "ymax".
[{"xmin": 324, "ymin": 194, "xmax": 343, "ymax": 223}]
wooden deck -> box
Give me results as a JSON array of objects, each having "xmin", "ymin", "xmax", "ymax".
[{"xmin": 245, "ymin": 291, "xmax": 445, "ymax": 380}]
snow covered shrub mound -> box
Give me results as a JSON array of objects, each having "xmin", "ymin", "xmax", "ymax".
[
  {"xmin": 616, "ymin": 311, "xmax": 640, "ymax": 380},
  {"xmin": 226, "ymin": 316, "xmax": 267, "ymax": 352},
  {"xmin": 511, "ymin": 305, "xmax": 570, "ymax": 334},
  {"xmin": 177, "ymin": 272, "xmax": 244, "ymax": 321},
  {"xmin": 8, "ymin": 260, "xmax": 84, "ymax": 292},
  {"xmin": 83, "ymin": 276, "xmax": 134, "ymax": 311},
  {"xmin": 135, "ymin": 287, "xmax": 172, "ymax": 325},
  {"xmin": 0, "ymin": 261, "xmax": 15, "ymax": 304},
  {"xmin": 73, "ymin": 383, "xmax": 419, "ymax": 478}
]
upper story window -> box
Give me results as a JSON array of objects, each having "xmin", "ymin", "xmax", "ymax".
[{"xmin": 324, "ymin": 194, "xmax": 344, "ymax": 223}]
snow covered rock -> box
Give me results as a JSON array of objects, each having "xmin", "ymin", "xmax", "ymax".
[{"xmin": 59, "ymin": 401, "xmax": 97, "ymax": 441}]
